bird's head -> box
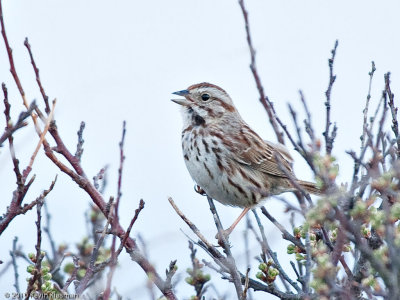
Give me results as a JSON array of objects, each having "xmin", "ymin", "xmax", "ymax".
[{"xmin": 171, "ymin": 82, "xmax": 238, "ymax": 127}]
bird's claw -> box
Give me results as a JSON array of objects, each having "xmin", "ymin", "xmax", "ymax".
[
  {"xmin": 215, "ymin": 229, "xmax": 231, "ymax": 247},
  {"xmin": 194, "ymin": 185, "xmax": 207, "ymax": 196}
]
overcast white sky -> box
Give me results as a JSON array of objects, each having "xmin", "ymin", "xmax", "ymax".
[{"xmin": 1, "ymin": 1, "xmax": 400, "ymax": 299}]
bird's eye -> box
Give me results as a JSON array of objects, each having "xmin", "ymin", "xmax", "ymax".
[{"xmin": 201, "ymin": 93, "xmax": 210, "ymax": 101}]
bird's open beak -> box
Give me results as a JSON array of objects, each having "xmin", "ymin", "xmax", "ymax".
[{"xmin": 171, "ymin": 89, "xmax": 190, "ymax": 106}]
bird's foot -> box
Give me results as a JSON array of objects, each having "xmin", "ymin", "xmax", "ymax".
[
  {"xmin": 215, "ymin": 229, "xmax": 231, "ymax": 247},
  {"xmin": 194, "ymin": 185, "xmax": 207, "ymax": 196}
]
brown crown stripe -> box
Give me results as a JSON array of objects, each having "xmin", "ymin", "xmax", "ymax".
[{"xmin": 187, "ymin": 82, "xmax": 227, "ymax": 94}]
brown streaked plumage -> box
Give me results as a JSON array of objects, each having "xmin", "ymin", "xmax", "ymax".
[{"xmin": 172, "ymin": 82, "xmax": 320, "ymax": 237}]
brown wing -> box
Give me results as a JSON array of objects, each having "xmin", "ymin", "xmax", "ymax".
[{"xmin": 231, "ymin": 126, "xmax": 294, "ymax": 178}]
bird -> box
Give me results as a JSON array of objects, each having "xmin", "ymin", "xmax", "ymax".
[{"xmin": 172, "ymin": 82, "xmax": 320, "ymax": 238}]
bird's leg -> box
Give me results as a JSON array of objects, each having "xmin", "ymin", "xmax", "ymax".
[{"xmin": 216, "ymin": 207, "xmax": 251, "ymax": 241}]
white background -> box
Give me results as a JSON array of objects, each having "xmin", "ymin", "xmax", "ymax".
[{"xmin": 0, "ymin": 1, "xmax": 399, "ymax": 299}]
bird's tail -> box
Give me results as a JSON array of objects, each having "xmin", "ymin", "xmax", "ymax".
[{"xmin": 296, "ymin": 180, "xmax": 322, "ymax": 195}]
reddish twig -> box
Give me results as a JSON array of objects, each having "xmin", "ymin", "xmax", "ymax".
[
  {"xmin": 24, "ymin": 37, "xmax": 50, "ymax": 114},
  {"xmin": 116, "ymin": 199, "xmax": 145, "ymax": 256},
  {"xmin": 0, "ymin": 0, "xmax": 26, "ymax": 106},
  {"xmin": 206, "ymin": 196, "xmax": 244, "ymax": 298},
  {"xmin": 25, "ymin": 199, "xmax": 45, "ymax": 299},
  {"xmin": 0, "ymin": 84, "xmax": 35, "ymax": 146},
  {"xmin": 1, "ymin": 3, "xmax": 170, "ymax": 298},
  {"xmin": 23, "ymin": 99, "xmax": 56, "ymax": 178},
  {"xmin": 0, "ymin": 170, "xmax": 56, "ymax": 235},
  {"xmin": 2, "ymin": 83, "xmax": 22, "ymax": 183},
  {"xmin": 238, "ymin": 0, "xmax": 284, "ymax": 144},
  {"xmin": 103, "ymin": 122, "xmax": 126, "ymax": 298},
  {"xmin": 103, "ymin": 199, "xmax": 145, "ymax": 299}
]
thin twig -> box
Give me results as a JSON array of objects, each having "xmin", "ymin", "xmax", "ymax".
[
  {"xmin": 260, "ymin": 207, "xmax": 305, "ymax": 252},
  {"xmin": 361, "ymin": 61, "xmax": 376, "ymax": 151},
  {"xmin": 252, "ymin": 210, "xmax": 300, "ymax": 292},
  {"xmin": 103, "ymin": 121, "xmax": 127, "ymax": 299},
  {"xmin": 238, "ymin": 0, "xmax": 284, "ymax": 144},
  {"xmin": 76, "ymin": 202, "xmax": 115, "ymax": 295},
  {"xmin": 165, "ymin": 260, "xmax": 178, "ymax": 293},
  {"xmin": 299, "ymin": 90, "xmax": 315, "ymax": 143},
  {"xmin": 168, "ymin": 197, "xmax": 225, "ymax": 261},
  {"xmin": 10, "ymin": 237, "xmax": 20, "ymax": 293},
  {"xmin": 0, "ymin": 0, "xmax": 27, "ymax": 107},
  {"xmin": 241, "ymin": 268, "xmax": 250, "ymax": 300},
  {"xmin": 24, "ymin": 37, "xmax": 50, "ymax": 114},
  {"xmin": 206, "ymin": 196, "xmax": 244, "ymax": 298},
  {"xmin": 0, "ymin": 2, "xmax": 46, "ymax": 147},
  {"xmin": 137, "ymin": 235, "xmax": 157, "ymax": 300},
  {"xmin": 23, "ymin": 99, "xmax": 56, "ymax": 178},
  {"xmin": 62, "ymin": 256, "xmax": 79, "ymax": 292},
  {"xmin": 385, "ymin": 72, "xmax": 400, "ymax": 158},
  {"xmin": 115, "ymin": 199, "xmax": 145, "ymax": 257},
  {"xmin": 75, "ymin": 122, "xmax": 85, "ymax": 161},
  {"xmin": 0, "ymin": 5, "xmax": 176, "ymax": 299},
  {"xmin": 323, "ymin": 40, "xmax": 339, "ymax": 155},
  {"xmin": 26, "ymin": 198, "xmax": 45, "ymax": 299},
  {"xmin": 0, "ymin": 92, "xmax": 35, "ymax": 147}
]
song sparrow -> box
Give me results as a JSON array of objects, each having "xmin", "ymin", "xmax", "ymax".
[{"xmin": 172, "ymin": 82, "xmax": 320, "ymax": 237}]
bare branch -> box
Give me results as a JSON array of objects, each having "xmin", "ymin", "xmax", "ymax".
[
  {"xmin": 206, "ymin": 196, "xmax": 243, "ymax": 298},
  {"xmin": 25, "ymin": 198, "xmax": 45, "ymax": 299},
  {"xmin": 62, "ymin": 256, "xmax": 79, "ymax": 292},
  {"xmin": 260, "ymin": 207, "xmax": 305, "ymax": 252},
  {"xmin": 238, "ymin": 0, "xmax": 284, "ymax": 144},
  {"xmin": 23, "ymin": 99, "xmax": 56, "ymax": 179},
  {"xmin": 24, "ymin": 37, "xmax": 50, "ymax": 114},
  {"xmin": 10, "ymin": 237, "xmax": 20, "ymax": 293},
  {"xmin": 385, "ymin": 72, "xmax": 400, "ymax": 158},
  {"xmin": 361, "ymin": 61, "xmax": 376, "ymax": 150},
  {"xmin": 75, "ymin": 121, "xmax": 85, "ymax": 161},
  {"xmin": 323, "ymin": 40, "xmax": 338, "ymax": 155}
]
